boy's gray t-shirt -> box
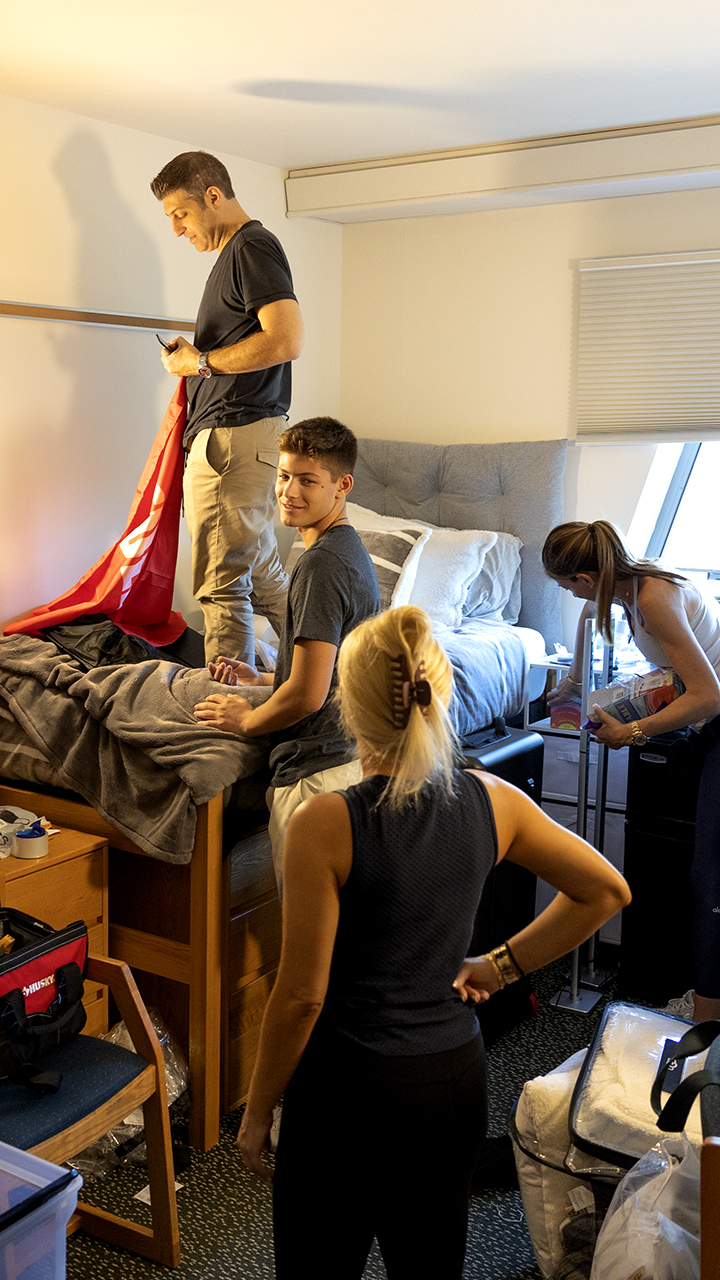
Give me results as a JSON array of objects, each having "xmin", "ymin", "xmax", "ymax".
[{"xmin": 268, "ymin": 524, "xmax": 380, "ymax": 788}]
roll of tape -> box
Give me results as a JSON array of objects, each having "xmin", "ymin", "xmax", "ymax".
[{"xmin": 13, "ymin": 829, "xmax": 49, "ymax": 859}]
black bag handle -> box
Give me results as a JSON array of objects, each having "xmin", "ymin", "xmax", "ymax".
[
  {"xmin": 0, "ymin": 961, "xmax": 87, "ymax": 1094},
  {"xmin": 652, "ymin": 1019, "xmax": 720, "ymax": 1132},
  {"xmin": 0, "ymin": 963, "xmax": 85, "ymax": 1038}
]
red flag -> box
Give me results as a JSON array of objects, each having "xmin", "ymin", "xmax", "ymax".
[{"xmin": 5, "ymin": 383, "xmax": 188, "ymax": 647}]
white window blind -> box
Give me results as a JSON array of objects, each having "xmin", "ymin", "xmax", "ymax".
[{"xmin": 577, "ymin": 250, "xmax": 720, "ymax": 439}]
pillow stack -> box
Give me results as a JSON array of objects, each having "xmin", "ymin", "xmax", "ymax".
[
  {"xmin": 347, "ymin": 504, "xmax": 522, "ymax": 628},
  {"xmin": 283, "ymin": 503, "xmax": 522, "ymax": 627}
]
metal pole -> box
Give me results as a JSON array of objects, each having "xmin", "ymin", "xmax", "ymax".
[
  {"xmin": 550, "ymin": 617, "xmax": 602, "ymax": 1013},
  {"xmin": 580, "ymin": 630, "xmax": 614, "ymax": 991},
  {"xmin": 576, "ymin": 616, "xmax": 593, "ymax": 841}
]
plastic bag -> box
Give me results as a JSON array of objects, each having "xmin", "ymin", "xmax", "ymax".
[
  {"xmin": 68, "ymin": 1008, "xmax": 188, "ymax": 1179},
  {"xmin": 589, "ymin": 1135, "xmax": 700, "ymax": 1280},
  {"xmin": 103, "ymin": 1006, "xmax": 189, "ymax": 1120}
]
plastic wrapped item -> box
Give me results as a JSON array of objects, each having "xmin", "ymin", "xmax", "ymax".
[
  {"xmin": 104, "ymin": 1007, "xmax": 189, "ymax": 1118},
  {"xmin": 589, "ymin": 1136, "xmax": 700, "ymax": 1280},
  {"xmin": 570, "ymin": 1002, "xmax": 704, "ymax": 1169},
  {"xmin": 68, "ymin": 1009, "xmax": 188, "ymax": 1179},
  {"xmin": 511, "ymin": 1049, "xmax": 605, "ymax": 1279},
  {"xmin": 554, "ymin": 1185, "xmax": 606, "ymax": 1280}
]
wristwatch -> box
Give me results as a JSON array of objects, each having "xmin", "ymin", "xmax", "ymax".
[
  {"xmin": 197, "ymin": 353, "xmax": 212, "ymax": 379},
  {"xmin": 629, "ymin": 721, "xmax": 649, "ymax": 747}
]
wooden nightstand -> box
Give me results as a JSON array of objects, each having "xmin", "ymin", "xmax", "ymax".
[{"xmin": 0, "ymin": 828, "xmax": 109, "ymax": 1035}]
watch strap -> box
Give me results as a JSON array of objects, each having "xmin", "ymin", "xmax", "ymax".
[{"xmin": 630, "ymin": 720, "xmax": 648, "ymax": 747}]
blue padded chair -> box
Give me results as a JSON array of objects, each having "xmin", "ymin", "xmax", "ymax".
[{"xmin": 0, "ymin": 955, "xmax": 180, "ymax": 1267}]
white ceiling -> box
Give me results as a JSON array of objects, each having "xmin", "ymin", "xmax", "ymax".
[{"xmin": 4, "ymin": 0, "xmax": 720, "ymax": 170}]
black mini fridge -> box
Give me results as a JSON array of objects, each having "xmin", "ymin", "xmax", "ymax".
[
  {"xmin": 461, "ymin": 720, "xmax": 544, "ymax": 1039},
  {"xmin": 620, "ymin": 730, "xmax": 702, "ymax": 1004}
]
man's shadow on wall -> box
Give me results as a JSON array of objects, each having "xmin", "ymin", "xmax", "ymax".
[
  {"xmin": 52, "ymin": 132, "xmax": 171, "ymax": 532},
  {"xmin": 10, "ymin": 131, "xmax": 183, "ymax": 610}
]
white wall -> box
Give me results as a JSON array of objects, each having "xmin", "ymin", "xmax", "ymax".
[
  {"xmin": 340, "ymin": 184, "xmax": 720, "ymax": 449},
  {"xmin": 341, "ymin": 184, "xmax": 720, "ymax": 641},
  {"xmin": 0, "ymin": 94, "xmax": 342, "ymax": 633}
]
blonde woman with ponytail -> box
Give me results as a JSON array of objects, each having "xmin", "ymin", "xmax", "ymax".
[
  {"xmin": 237, "ymin": 606, "xmax": 629, "ymax": 1280},
  {"xmin": 543, "ymin": 520, "xmax": 720, "ymax": 1021}
]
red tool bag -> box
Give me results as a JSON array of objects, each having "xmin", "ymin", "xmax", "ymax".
[{"xmin": 0, "ymin": 908, "xmax": 88, "ymax": 1094}]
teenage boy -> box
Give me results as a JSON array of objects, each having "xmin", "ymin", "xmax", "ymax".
[{"xmin": 193, "ymin": 417, "xmax": 380, "ymax": 886}]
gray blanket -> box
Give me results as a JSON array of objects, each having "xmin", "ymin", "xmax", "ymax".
[{"xmin": 0, "ymin": 635, "xmax": 271, "ymax": 864}]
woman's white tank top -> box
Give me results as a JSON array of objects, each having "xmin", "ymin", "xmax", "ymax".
[{"xmin": 627, "ymin": 577, "xmax": 720, "ymax": 728}]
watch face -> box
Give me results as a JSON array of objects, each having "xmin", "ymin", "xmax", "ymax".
[
  {"xmin": 633, "ymin": 729, "xmax": 648, "ymax": 746},
  {"xmin": 198, "ymin": 366, "xmax": 212, "ymax": 379}
]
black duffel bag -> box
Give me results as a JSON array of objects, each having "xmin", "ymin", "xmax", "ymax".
[{"xmin": 0, "ymin": 907, "xmax": 88, "ymax": 1095}]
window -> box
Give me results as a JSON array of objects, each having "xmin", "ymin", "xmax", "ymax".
[{"xmin": 629, "ymin": 441, "xmax": 720, "ymax": 600}]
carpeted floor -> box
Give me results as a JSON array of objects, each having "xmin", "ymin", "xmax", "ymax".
[{"xmin": 63, "ymin": 954, "xmax": 622, "ymax": 1279}]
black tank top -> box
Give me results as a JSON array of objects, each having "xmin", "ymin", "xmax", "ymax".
[{"xmin": 320, "ymin": 769, "xmax": 498, "ymax": 1056}]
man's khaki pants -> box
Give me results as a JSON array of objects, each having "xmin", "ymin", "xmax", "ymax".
[{"xmin": 184, "ymin": 419, "xmax": 289, "ymax": 665}]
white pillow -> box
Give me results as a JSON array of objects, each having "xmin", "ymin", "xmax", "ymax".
[
  {"xmin": 285, "ymin": 505, "xmax": 432, "ymax": 610},
  {"xmin": 464, "ymin": 531, "xmax": 523, "ymax": 624},
  {"xmin": 346, "ymin": 503, "xmax": 522, "ymax": 628},
  {"xmin": 407, "ymin": 528, "xmax": 499, "ymax": 628},
  {"xmin": 345, "ymin": 503, "xmax": 433, "ymax": 606}
]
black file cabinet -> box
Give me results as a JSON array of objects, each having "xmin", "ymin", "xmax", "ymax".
[{"xmin": 620, "ymin": 732, "xmax": 702, "ymax": 1004}]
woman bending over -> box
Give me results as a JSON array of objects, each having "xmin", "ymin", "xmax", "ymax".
[
  {"xmin": 543, "ymin": 519, "xmax": 720, "ymax": 1021},
  {"xmin": 237, "ymin": 605, "xmax": 629, "ymax": 1280}
]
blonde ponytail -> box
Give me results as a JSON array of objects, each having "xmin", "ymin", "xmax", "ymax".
[{"xmin": 336, "ymin": 606, "xmax": 457, "ymax": 808}]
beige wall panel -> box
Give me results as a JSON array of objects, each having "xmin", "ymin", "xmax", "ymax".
[{"xmin": 340, "ymin": 184, "xmax": 720, "ymax": 447}]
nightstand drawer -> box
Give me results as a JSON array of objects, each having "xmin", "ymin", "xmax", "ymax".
[
  {"xmin": 0, "ymin": 828, "xmax": 109, "ymax": 1033},
  {"xmin": 4, "ymin": 856, "xmax": 104, "ymax": 931}
]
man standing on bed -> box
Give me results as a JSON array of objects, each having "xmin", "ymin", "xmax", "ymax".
[
  {"xmin": 193, "ymin": 418, "xmax": 381, "ymax": 889},
  {"xmin": 150, "ymin": 151, "xmax": 304, "ymax": 667}
]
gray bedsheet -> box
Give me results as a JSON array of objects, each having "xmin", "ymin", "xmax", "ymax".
[
  {"xmin": 442, "ymin": 620, "xmax": 529, "ymax": 737},
  {"xmin": 0, "ymin": 635, "xmax": 271, "ymax": 864}
]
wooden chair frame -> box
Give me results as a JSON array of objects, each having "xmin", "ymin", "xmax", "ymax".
[
  {"xmin": 29, "ymin": 955, "xmax": 181, "ymax": 1268},
  {"xmin": 0, "ymin": 782, "xmax": 224, "ymax": 1152}
]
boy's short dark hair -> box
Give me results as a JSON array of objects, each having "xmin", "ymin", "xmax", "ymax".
[
  {"xmin": 150, "ymin": 152, "xmax": 235, "ymax": 202},
  {"xmin": 278, "ymin": 417, "xmax": 358, "ymax": 480}
]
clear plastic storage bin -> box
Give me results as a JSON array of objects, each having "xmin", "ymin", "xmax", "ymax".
[{"xmin": 0, "ymin": 1141, "xmax": 82, "ymax": 1280}]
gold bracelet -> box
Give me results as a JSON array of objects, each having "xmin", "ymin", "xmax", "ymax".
[
  {"xmin": 486, "ymin": 942, "xmax": 524, "ymax": 987},
  {"xmin": 484, "ymin": 951, "xmax": 506, "ymax": 989}
]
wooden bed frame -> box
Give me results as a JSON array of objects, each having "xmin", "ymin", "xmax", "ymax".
[{"xmin": 0, "ymin": 780, "xmax": 279, "ymax": 1152}]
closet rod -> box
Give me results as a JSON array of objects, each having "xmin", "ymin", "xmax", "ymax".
[{"xmin": 0, "ymin": 300, "xmax": 194, "ymax": 333}]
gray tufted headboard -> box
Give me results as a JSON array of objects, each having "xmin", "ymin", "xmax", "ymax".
[{"xmin": 353, "ymin": 437, "xmax": 567, "ymax": 651}]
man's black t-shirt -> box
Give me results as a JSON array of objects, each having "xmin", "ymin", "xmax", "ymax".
[
  {"xmin": 184, "ymin": 221, "xmax": 296, "ymax": 447},
  {"xmin": 269, "ymin": 525, "xmax": 381, "ymax": 788}
]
